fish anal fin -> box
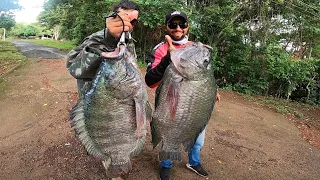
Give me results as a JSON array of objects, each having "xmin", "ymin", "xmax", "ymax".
[
  {"xmin": 103, "ymin": 156, "xmax": 133, "ymax": 178},
  {"xmin": 182, "ymin": 139, "xmax": 196, "ymax": 152}
]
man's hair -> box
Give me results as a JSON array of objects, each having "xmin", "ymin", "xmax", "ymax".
[{"xmin": 113, "ymin": 0, "xmax": 140, "ymax": 12}]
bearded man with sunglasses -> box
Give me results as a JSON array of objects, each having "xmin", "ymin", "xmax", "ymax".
[
  {"xmin": 67, "ymin": 0, "xmax": 139, "ymax": 99},
  {"xmin": 145, "ymin": 11, "xmax": 220, "ymax": 180}
]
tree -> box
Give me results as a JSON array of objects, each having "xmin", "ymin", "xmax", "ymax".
[
  {"xmin": 36, "ymin": 0, "xmax": 320, "ymax": 104},
  {"xmin": 0, "ymin": 0, "xmax": 21, "ymax": 40},
  {"xmin": 9, "ymin": 23, "xmax": 42, "ymax": 37},
  {"xmin": 0, "ymin": 14, "xmax": 15, "ymax": 30}
]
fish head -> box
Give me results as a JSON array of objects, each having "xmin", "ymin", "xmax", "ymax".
[
  {"xmin": 99, "ymin": 51, "xmax": 141, "ymax": 100},
  {"xmin": 170, "ymin": 42, "xmax": 212, "ymax": 79}
]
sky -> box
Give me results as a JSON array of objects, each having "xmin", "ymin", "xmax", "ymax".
[{"xmin": 15, "ymin": 0, "xmax": 46, "ymax": 23}]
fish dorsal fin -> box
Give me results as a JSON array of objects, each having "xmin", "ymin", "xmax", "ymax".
[{"xmin": 70, "ymin": 99, "xmax": 106, "ymax": 160}]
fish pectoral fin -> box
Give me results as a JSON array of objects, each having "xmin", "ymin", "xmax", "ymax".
[
  {"xmin": 146, "ymin": 101, "xmax": 153, "ymax": 122},
  {"xmin": 166, "ymin": 79, "xmax": 181, "ymax": 121},
  {"xmin": 150, "ymin": 121, "xmax": 161, "ymax": 149},
  {"xmin": 134, "ymin": 99, "xmax": 145, "ymax": 136}
]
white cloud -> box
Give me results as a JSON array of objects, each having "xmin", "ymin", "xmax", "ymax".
[{"xmin": 15, "ymin": 0, "xmax": 46, "ymax": 23}]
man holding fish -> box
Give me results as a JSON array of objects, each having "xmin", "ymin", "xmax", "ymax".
[
  {"xmin": 67, "ymin": 0, "xmax": 220, "ymax": 178},
  {"xmin": 145, "ymin": 10, "xmax": 220, "ymax": 180}
]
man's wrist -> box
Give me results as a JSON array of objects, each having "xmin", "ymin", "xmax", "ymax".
[{"xmin": 103, "ymin": 30, "xmax": 119, "ymax": 50}]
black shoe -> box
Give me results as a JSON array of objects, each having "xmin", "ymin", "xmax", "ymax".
[
  {"xmin": 159, "ymin": 166, "xmax": 170, "ymax": 180},
  {"xmin": 186, "ymin": 163, "xmax": 208, "ymax": 177}
]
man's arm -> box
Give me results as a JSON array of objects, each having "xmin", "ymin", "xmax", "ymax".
[
  {"xmin": 145, "ymin": 36, "xmax": 177, "ymax": 88},
  {"xmin": 145, "ymin": 44, "xmax": 171, "ymax": 88},
  {"xmin": 66, "ymin": 10, "xmax": 135, "ymax": 80},
  {"xmin": 66, "ymin": 30, "xmax": 118, "ymax": 79}
]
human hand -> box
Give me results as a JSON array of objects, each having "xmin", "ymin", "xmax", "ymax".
[
  {"xmin": 165, "ymin": 35, "xmax": 176, "ymax": 52},
  {"xmin": 216, "ymin": 92, "xmax": 221, "ymax": 103},
  {"xmin": 106, "ymin": 10, "xmax": 138, "ymax": 38}
]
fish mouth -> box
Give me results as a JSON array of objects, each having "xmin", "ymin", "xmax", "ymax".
[{"xmin": 101, "ymin": 45, "xmax": 127, "ymax": 60}]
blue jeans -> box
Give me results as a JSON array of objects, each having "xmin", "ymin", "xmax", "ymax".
[{"xmin": 160, "ymin": 128, "xmax": 206, "ymax": 168}]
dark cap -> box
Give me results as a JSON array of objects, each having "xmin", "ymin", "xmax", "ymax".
[{"xmin": 165, "ymin": 11, "xmax": 188, "ymax": 24}]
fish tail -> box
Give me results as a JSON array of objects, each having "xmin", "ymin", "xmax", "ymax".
[{"xmin": 159, "ymin": 151, "xmax": 182, "ymax": 162}]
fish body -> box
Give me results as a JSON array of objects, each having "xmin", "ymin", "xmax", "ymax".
[
  {"xmin": 151, "ymin": 42, "xmax": 217, "ymax": 161},
  {"xmin": 70, "ymin": 44, "xmax": 151, "ymax": 177}
]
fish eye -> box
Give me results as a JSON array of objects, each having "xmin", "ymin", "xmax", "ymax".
[{"xmin": 203, "ymin": 58, "xmax": 210, "ymax": 68}]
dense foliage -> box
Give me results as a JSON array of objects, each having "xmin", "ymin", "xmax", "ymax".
[
  {"xmin": 17, "ymin": 0, "xmax": 320, "ymax": 104},
  {"xmin": 9, "ymin": 23, "xmax": 52, "ymax": 38},
  {"xmin": 0, "ymin": 14, "xmax": 15, "ymax": 31}
]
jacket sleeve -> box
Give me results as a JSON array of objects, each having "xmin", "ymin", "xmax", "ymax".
[
  {"xmin": 66, "ymin": 29, "xmax": 118, "ymax": 79},
  {"xmin": 145, "ymin": 52, "xmax": 171, "ymax": 88}
]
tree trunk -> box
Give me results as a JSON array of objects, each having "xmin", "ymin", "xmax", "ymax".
[
  {"xmin": 308, "ymin": 46, "xmax": 312, "ymax": 59},
  {"xmin": 2, "ymin": 28, "xmax": 5, "ymax": 41}
]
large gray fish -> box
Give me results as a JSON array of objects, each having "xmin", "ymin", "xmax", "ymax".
[
  {"xmin": 151, "ymin": 42, "xmax": 217, "ymax": 161},
  {"xmin": 70, "ymin": 35, "xmax": 152, "ymax": 178}
]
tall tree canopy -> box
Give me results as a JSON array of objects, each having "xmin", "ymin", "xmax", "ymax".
[
  {"xmin": 0, "ymin": 0, "xmax": 21, "ymax": 30},
  {"xmin": 37, "ymin": 0, "xmax": 320, "ymax": 104},
  {"xmin": 0, "ymin": 14, "xmax": 15, "ymax": 30}
]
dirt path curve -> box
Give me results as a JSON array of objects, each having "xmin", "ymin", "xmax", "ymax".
[{"xmin": 0, "ymin": 58, "xmax": 320, "ymax": 180}]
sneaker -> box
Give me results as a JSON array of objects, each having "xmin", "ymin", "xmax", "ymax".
[
  {"xmin": 159, "ymin": 166, "xmax": 170, "ymax": 180},
  {"xmin": 186, "ymin": 163, "xmax": 208, "ymax": 177}
]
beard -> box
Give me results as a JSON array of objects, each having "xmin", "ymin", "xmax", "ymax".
[{"xmin": 168, "ymin": 29, "xmax": 188, "ymax": 41}]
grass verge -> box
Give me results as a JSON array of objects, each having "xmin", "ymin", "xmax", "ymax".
[
  {"xmin": 0, "ymin": 41, "xmax": 25, "ymax": 76},
  {"xmin": 24, "ymin": 39, "xmax": 76, "ymax": 51}
]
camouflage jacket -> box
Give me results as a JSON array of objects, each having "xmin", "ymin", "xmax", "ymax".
[
  {"xmin": 66, "ymin": 29, "xmax": 135, "ymax": 98},
  {"xmin": 66, "ymin": 29, "xmax": 119, "ymax": 80}
]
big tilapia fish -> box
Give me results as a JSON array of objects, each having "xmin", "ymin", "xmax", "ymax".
[
  {"xmin": 70, "ymin": 42, "xmax": 151, "ymax": 178},
  {"xmin": 151, "ymin": 42, "xmax": 217, "ymax": 161}
]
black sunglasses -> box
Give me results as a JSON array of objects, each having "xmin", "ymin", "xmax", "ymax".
[{"xmin": 167, "ymin": 21, "xmax": 188, "ymax": 29}]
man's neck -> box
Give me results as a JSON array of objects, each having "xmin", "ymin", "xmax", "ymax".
[{"xmin": 172, "ymin": 35, "xmax": 188, "ymax": 45}]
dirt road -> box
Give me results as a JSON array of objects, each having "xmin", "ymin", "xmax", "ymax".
[
  {"xmin": 0, "ymin": 43, "xmax": 320, "ymax": 180},
  {"xmin": 11, "ymin": 41, "xmax": 68, "ymax": 59}
]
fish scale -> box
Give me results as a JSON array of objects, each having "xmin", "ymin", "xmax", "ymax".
[{"xmin": 151, "ymin": 42, "xmax": 217, "ymax": 162}]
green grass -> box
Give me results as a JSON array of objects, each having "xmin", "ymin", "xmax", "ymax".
[
  {"xmin": 0, "ymin": 41, "xmax": 25, "ymax": 76},
  {"xmin": 0, "ymin": 51, "xmax": 25, "ymax": 60},
  {"xmin": 137, "ymin": 60, "xmax": 147, "ymax": 68},
  {"xmin": 24, "ymin": 39, "xmax": 76, "ymax": 51},
  {"xmin": 0, "ymin": 41, "xmax": 25, "ymax": 61}
]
